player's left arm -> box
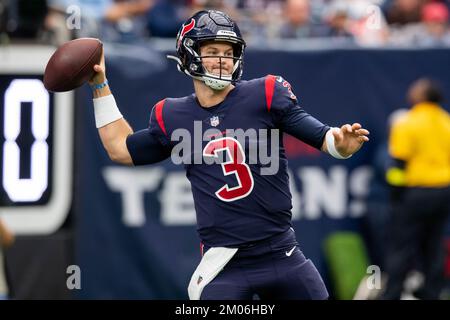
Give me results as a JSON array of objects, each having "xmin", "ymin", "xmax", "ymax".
[{"xmin": 267, "ymin": 75, "xmax": 369, "ymax": 158}]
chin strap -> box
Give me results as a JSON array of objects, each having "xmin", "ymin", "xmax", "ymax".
[{"xmin": 202, "ymin": 72, "xmax": 232, "ymax": 90}]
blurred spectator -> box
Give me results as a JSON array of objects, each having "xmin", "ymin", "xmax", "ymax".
[
  {"xmin": 1, "ymin": 0, "xmax": 48, "ymax": 41},
  {"xmin": 326, "ymin": 0, "xmax": 389, "ymax": 46},
  {"xmin": 380, "ymin": 78, "xmax": 450, "ymax": 300},
  {"xmin": 278, "ymin": 0, "xmax": 328, "ymax": 38},
  {"xmin": 0, "ymin": 0, "xmax": 7, "ymax": 41},
  {"xmin": 323, "ymin": 3, "xmax": 354, "ymax": 38},
  {"xmin": 186, "ymin": 0, "xmax": 241, "ymax": 19},
  {"xmin": 187, "ymin": 0, "xmax": 226, "ymax": 11},
  {"xmin": 146, "ymin": 0, "xmax": 185, "ymax": 37},
  {"xmin": 0, "ymin": 217, "xmax": 14, "ymax": 300},
  {"xmin": 413, "ymin": 1, "xmax": 450, "ymax": 46},
  {"xmin": 384, "ymin": 0, "xmax": 425, "ymax": 25},
  {"xmin": 183, "ymin": 0, "xmax": 268, "ymax": 41},
  {"xmin": 47, "ymin": 0, "xmax": 153, "ymax": 43},
  {"xmin": 390, "ymin": 1, "xmax": 450, "ymax": 46}
]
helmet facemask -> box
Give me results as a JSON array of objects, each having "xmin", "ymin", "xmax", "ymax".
[
  {"xmin": 181, "ymin": 38, "xmax": 244, "ymax": 90},
  {"xmin": 187, "ymin": 39, "xmax": 244, "ymax": 90}
]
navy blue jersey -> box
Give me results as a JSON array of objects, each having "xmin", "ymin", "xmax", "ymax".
[{"xmin": 127, "ymin": 75, "xmax": 329, "ymax": 247}]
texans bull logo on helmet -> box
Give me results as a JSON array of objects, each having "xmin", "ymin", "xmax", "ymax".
[{"xmin": 177, "ymin": 18, "xmax": 195, "ymax": 50}]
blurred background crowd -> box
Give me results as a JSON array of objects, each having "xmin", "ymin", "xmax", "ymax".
[{"xmin": 1, "ymin": 0, "xmax": 450, "ymax": 47}]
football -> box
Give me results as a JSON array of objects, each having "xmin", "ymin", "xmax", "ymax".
[{"xmin": 44, "ymin": 38, "xmax": 103, "ymax": 92}]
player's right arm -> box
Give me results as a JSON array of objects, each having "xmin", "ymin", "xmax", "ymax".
[
  {"xmin": 88, "ymin": 50, "xmax": 134, "ymax": 165},
  {"xmin": 92, "ymin": 85, "xmax": 134, "ymax": 165},
  {"xmin": 98, "ymin": 116, "xmax": 134, "ymax": 165},
  {"xmin": 89, "ymin": 50, "xmax": 171, "ymax": 166}
]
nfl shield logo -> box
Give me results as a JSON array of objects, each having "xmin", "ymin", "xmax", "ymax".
[{"xmin": 210, "ymin": 116, "xmax": 220, "ymax": 127}]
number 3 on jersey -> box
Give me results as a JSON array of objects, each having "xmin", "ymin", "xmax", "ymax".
[{"xmin": 203, "ymin": 137, "xmax": 254, "ymax": 202}]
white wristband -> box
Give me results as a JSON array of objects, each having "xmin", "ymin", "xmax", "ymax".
[
  {"xmin": 93, "ymin": 94, "xmax": 123, "ymax": 128},
  {"xmin": 325, "ymin": 127, "xmax": 352, "ymax": 159}
]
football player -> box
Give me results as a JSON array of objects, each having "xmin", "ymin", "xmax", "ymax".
[{"xmin": 88, "ymin": 10, "xmax": 370, "ymax": 300}]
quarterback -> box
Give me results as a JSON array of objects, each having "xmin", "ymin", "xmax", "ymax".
[{"xmin": 88, "ymin": 10, "xmax": 369, "ymax": 299}]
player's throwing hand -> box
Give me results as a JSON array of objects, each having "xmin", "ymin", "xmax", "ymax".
[{"xmin": 89, "ymin": 49, "xmax": 106, "ymax": 86}]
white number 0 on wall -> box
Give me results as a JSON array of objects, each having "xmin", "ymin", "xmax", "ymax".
[{"xmin": 3, "ymin": 79, "xmax": 49, "ymax": 201}]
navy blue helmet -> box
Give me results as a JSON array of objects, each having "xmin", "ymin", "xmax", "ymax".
[{"xmin": 168, "ymin": 10, "xmax": 246, "ymax": 90}]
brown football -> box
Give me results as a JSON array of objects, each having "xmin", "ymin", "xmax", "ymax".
[{"xmin": 44, "ymin": 38, "xmax": 103, "ymax": 92}]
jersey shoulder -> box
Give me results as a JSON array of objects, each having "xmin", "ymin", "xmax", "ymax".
[
  {"xmin": 149, "ymin": 95, "xmax": 193, "ymax": 137},
  {"xmin": 258, "ymin": 75, "xmax": 298, "ymax": 114},
  {"xmin": 151, "ymin": 95, "xmax": 194, "ymax": 123},
  {"xmin": 237, "ymin": 75, "xmax": 298, "ymax": 112},
  {"xmin": 266, "ymin": 75, "xmax": 298, "ymax": 101},
  {"xmin": 155, "ymin": 95, "xmax": 193, "ymax": 111}
]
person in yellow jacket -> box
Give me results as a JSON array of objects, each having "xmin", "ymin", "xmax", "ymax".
[{"xmin": 381, "ymin": 78, "xmax": 450, "ymax": 300}]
